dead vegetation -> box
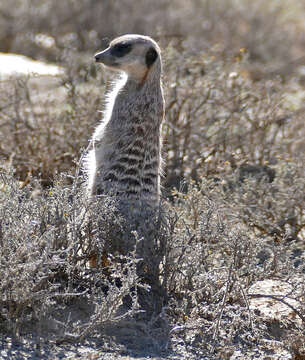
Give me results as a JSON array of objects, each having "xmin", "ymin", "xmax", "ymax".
[{"xmin": 0, "ymin": 0, "xmax": 305, "ymax": 358}]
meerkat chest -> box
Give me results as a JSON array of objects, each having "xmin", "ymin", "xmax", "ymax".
[{"xmin": 109, "ymin": 90, "xmax": 162, "ymax": 151}]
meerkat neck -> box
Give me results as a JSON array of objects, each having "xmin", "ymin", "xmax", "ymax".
[{"xmin": 123, "ymin": 58, "xmax": 162, "ymax": 90}]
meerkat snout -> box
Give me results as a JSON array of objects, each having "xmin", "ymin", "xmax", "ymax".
[
  {"xmin": 94, "ymin": 48, "xmax": 117, "ymax": 65},
  {"xmin": 95, "ymin": 51, "xmax": 105, "ymax": 62}
]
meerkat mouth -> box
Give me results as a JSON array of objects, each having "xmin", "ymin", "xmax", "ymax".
[{"xmin": 95, "ymin": 58, "xmax": 119, "ymax": 68}]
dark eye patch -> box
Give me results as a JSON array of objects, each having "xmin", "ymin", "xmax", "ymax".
[{"xmin": 111, "ymin": 42, "xmax": 132, "ymax": 57}]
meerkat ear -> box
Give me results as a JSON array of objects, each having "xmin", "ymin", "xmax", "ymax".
[{"xmin": 146, "ymin": 47, "xmax": 158, "ymax": 67}]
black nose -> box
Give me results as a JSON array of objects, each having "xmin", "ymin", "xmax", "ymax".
[
  {"xmin": 95, "ymin": 50, "xmax": 106, "ymax": 63},
  {"xmin": 95, "ymin": 53, "xmax": 102, "ymax": 62},
  {"xmin": 94, "ymin": 49, "xmax": 116, "ymax": 67}
]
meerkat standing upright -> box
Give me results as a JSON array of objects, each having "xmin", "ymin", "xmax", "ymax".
[{"xmin": 86, "ymin": 34, "xmax": 164, "ymax": 207}]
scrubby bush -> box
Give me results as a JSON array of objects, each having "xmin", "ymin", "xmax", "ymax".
[
  {"xmin": 0, "ymin": 172, "xmax": 145, "ymax": 340},
  {"xmin": 0, "ymin": 64, "xmax": 103, "ymax": 184},
  {"xmin": 1, "ymin": 161, "xmax": 304, "ymax": 356},
  {"xmin": 0, "ymin": 0, "xmax": 305, "ymax": 357},
  {"xmin": 162, "ymin": 171, "xmax": 305, "ymax": 356}
]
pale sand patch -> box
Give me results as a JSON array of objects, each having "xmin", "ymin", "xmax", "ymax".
[{"xmin": 0, "ymin": 53, "xmax": 64, "ymax": 78}]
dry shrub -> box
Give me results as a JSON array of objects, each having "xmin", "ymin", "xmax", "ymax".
[
  {"xmin": 0, "ymin": 0, "xmax": 304, "ymax": 356},
  {"xmin": 222, "ymin": 162, "xmax": 305, "ymax": 242},
  {"xmin": 161, "ymin": 173, "xmax": 305, "ymax": 355},
  {"xmin": 162, "ymin": 45, "xmax": 299, "ymax": 191},
  {"xmin": 0, "ymin": 171, "xmax": 146, "ymax": 341},
  {"xmin": 0, "ymin": 162, "xmax": 304, "ymax": 355},
  {"xmin": 0, "ymin": 61, "xmax": 103, "ymax": 184}
]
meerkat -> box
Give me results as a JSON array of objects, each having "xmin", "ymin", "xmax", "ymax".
[{"xmin": 86, "ymin": 34, "xmax": 165, "ymax": 207}]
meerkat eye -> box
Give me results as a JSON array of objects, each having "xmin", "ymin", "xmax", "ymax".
[{"xmin": 111, "ymin": 43, "xmax": 132, "ymax": 57}]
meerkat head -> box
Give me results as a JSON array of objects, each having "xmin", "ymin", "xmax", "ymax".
[{"xmin": 95, "ymin": 34, "xmax": 161, "ymax": 82}]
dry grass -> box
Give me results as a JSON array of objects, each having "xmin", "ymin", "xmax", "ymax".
[{"xmin": 0, "ymin": 0, "xmax": 305, "ymax": 358}]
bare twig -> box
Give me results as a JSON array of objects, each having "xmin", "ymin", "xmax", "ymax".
[{"xmin": 212, "ymin": 263, "xmax": 234, "ymax": 341}]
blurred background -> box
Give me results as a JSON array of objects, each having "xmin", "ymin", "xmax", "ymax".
[
  {"xmin": 1, "ymin": 0, "xmax": 304, "ymax": 67},
  {"xmin": 0, "ymin": 0, "xmax": 304, "ymax": 189}
]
